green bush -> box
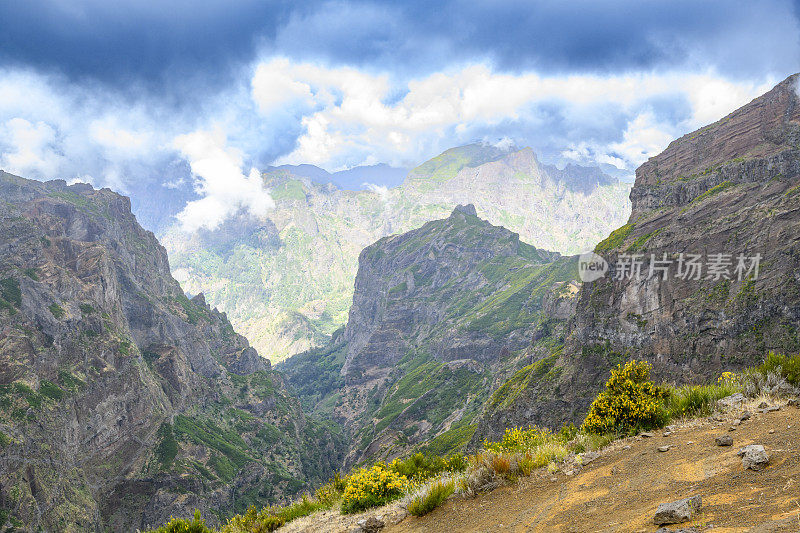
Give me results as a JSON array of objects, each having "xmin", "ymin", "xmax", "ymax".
[
  {"xmin": 582, "ymin": 361, "xmax": 670, "ymax": 435},
  {"xmin": 408, "ymin": 478, "xmax": 455, "ymax": 516},
  {"xmin": 388, "ymin": 452, "xmax": 466, "ymax": 482},
  {"xmin": 147, "ymin": 510, "xmax": 214, "ymax": 533},
  {"xmin": 39, "ymin": 380, "xmax": 64, "ymax": 401},
  {"xmin": 757, "ymin": 352, "xmax": 800, "ymax": 385},
  {"xmin": 48, "ymin": 303, "xmax": 65, "ymax": 319},
  {"xmin": 666, "ymin": 381, "xmax": 740, "ymax": 419}
]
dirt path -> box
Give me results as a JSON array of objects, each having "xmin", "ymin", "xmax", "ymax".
[{"xmin": 389, "ymin": 403, "xmax": 800, "ymax": 533}]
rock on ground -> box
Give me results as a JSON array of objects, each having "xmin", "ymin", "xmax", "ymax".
[
  {"xmin": 715, "ymin": 435, "xmax": 733, "ymax": 446},
  {"xmin": 653, "ymin": 495, "xmax": 702, "ymax": 525},
  {"xmin": 738, "ymin": 445, "xmax": 770, "ymax": 471}
]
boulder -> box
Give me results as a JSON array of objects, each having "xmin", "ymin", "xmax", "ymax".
[
  {"xmin": 653, "ymin": 495, "xmax": 702, "ymax": 525},
  {"xmin": 716, "ymin": 393, "xmax": 745, "ymax": 411},
  {"xmin": 715, "ymin": 435, "xmax": 733, "ymax": 446},
  {"xmin": 355, "ymin": 515, "xmax": 385, "ymax": 533},
  {"xmin": 738, "ymin": 445, "xmax": 770, "ymax": 471}
]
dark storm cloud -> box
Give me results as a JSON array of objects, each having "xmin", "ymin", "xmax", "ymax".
[
  {"xmin": 0, "ymin": 0, "xmax": 294, "ymax": 95},
  {"xmin": 274, "ymin": 0, "xmax": 800, "ymax": 79},
  {"xmin": 1, "ymin": 0, "xmax": 797, "ymax": 95}
]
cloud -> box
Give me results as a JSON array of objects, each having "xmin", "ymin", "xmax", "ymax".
[
  {"xmin": 0, "ymin": 118, "xmax": 63, "ymax": 177},
  {"xmin": 364, "ymin": 183, "xmax": 389, "ymax": 201},
  {"xmin": 173, "ymin": 129, "xmax": 274, "ymax": 232},
  {"xmin": 264, "ymin": 61, "xmax": 774, "ymax": 170}
]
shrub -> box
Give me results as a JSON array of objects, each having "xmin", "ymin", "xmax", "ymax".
[
  {"xmin": 483, "ymin": 425, "xmax": 555, "ymax": 453},
  {"xmin": 340, "ymin": 463, "xmax": 409, "ymax": 514},
  {"xmin": 407, "ymin": 478, "xmax": 455, "ymax": 516},
  {"xmin": 757, "ymin": 352, "xmax": 800, "ymax": 386},
  {"xmin": 147, "ymin": 510, "xmax": 214, "ymax": 533},
  {"xmin": 315, "ymin": 472, "xmax": 347, "ymax": 505},
  {"xmin": 221, "ymin": 505, "xmax": 284, "ymax": 533},
  {"xmin": 666, "ymin": 380, "xmax": 740, "ymax": 419},
  {"xmin": 581, "ymin": 360, "xmax": 670, "ymax": 435},
  {"xmin": 490, "ymin": 454, "xmax": 510, "ymax": 475},
  {"xmin": 388, "ymin": 452, "xmax": 466, "ymax": 482}
]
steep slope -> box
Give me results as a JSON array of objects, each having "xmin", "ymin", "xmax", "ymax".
[
  {"xmin": 391, "ymin": 402, "xmax": 800, "ymax": 533},
  {"xmin": 0, "ymin": 173, "xmax": 343, "ymax": 531},
  {"xmin": 472, "ymin": 73, "xmax": 800, "ymax": 441},
  {"xmin": 281, "ymin": 206, "xmax": 579, "ymax": 466},
  {"xmin": 165, "ymin": 144, "xmax": 630, "ymax": 362}
]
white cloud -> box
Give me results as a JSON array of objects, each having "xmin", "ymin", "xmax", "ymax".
[
  {"xmin": 364, "ymin": 182, "xmax": 389, "ymax": 201},
  {"xmin": 173, "ymin": 129, "xmax": 274, "ymax": 232},
  {"xmin": 260, "ymin": 59, "xmax": 774, "ymax": 170},
  {"xmin": 0, "ymin": 118, "xmax": 63, "ymax": 177}
]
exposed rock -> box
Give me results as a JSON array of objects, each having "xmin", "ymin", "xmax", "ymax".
[
  {"xmin": 0, "ymin": 173, "xmax": 343, "ymax": 530},
  {"xmin": 653, "ymin": 495, "xmax": 702, "ymax": 525},
  {"xmin": 739, "ymin": 411, "xmax": 752, "ymax": 421},
  {"xmin": 355, "ymin": 515, "xmax": 385, "ymax": 532},
  {"xmin": 739, "ymin": 444, "xmax": 770, "ymax": 470},
  {"xmin": 641, "ymin": 432, "xmax": 654, "ymax": 438},
  {"xmin": 717, "ymin": 394, "xmax": 746, "ymax": 411},
  {"xmin": 715, "ymin": 435, "xmax": 733, "ymax": 446},
  {"xmin": 453, "ymin": 203, "xmax": 478, "ymax": 217}
]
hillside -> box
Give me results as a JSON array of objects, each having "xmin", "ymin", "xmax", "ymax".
[
  {"xmin": 0, "ymin": 173, "xmax": 343, "ymax": 530},
  {"xmin": 390, "ymin": 399, "xmax": 800, "ymax": 532},
  {"xmin": 470, "ymin": 72, "xmax": 800, "ymax": 442},
  {"xmin": 280, "ymin": 205, "xmax": 579, "ymax": 466},
  {"xmin": 164, "ymin": 145, "xmax": 630, "ymax": 362}
]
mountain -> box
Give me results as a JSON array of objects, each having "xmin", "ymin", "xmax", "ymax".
[
  {"xmin": 0, "ymin": 173, "xmax": 343, "ymax": 530},
  {"xmin": 268, "ymin": 163, "xmax": 409, "ymax": 190},
  {"xmin": 164, "ymin": 144, "xmax": 631, "ymax": 362},
  {"xmin": 471, "ymin": 72, "xmax": 800, "ymax": 442},
  {"xmin": 280, "ymin": 205, "xmax": 579, "ymax": 465}
]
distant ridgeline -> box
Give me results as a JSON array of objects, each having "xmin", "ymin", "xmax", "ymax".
[
  {"xmin": 0, "ymin": 173, "xmax": 344, "ymax": 530},
  {"xmin": 164, "ymin": 143, "xmax": 631, "ymax": 363}
]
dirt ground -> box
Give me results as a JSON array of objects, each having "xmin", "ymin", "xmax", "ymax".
[{"xmin": 389, "ymin": 401, "xmax": 800, "ymax": 533}]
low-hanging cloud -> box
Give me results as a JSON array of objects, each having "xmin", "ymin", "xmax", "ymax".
[{"xmin": 173, "ymin": 129, "xmax": 275, "ymax": 232}]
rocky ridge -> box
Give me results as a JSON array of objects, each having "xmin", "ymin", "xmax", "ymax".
[{"xmin": 0, "ymin": 173, "xmax": 343, "ymax": 530}]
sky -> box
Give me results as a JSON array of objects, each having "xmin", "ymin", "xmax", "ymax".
[{"xmin": 0, "ymin": 0, "xmax": 799, "ymax": 232}]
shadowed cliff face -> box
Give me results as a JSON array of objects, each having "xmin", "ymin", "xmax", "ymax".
[
  {"xmin": 472, "ymin": 73, "xmax": 800, "ymax": 442},
  {"xmin": 0, "ymin": 173, "xmax": 343, "ymax": 531}
]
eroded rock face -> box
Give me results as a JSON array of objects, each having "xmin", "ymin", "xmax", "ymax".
[
  {"xmin": 471, "ymin": 73, "xmax": 800, "ymax": 435},
  {"xmin": 0, "ymin": 173, "xmax": 343, "ymax": 530}
]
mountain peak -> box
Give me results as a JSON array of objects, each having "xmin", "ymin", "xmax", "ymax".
[{"xmin": 452, "ymin": 203, "xmax": 477, "ymax": 217}]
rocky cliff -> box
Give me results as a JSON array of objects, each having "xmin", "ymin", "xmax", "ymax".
[
  {"xmin": 281, "ymin": 206, "xmax": 579, "ymax": 465},
  {"xmin": 0, "ymin": 173, "xmax": 343, "ymax": 531},
  {"xmin": 472, "ymin": 73, "xmax": 800, "ymax": 441}
]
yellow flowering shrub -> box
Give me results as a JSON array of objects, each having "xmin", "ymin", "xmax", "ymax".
[
  {"xmin": 340, "ymin": 463, "xmax": 410, "ymax": 514},
  {"xmin": 581, "ymin": 360, "xmax": 669, "ymax": 435},
  {"xmin": 482, "ymin": 425, "xmax": 552, "ymax": 453}
]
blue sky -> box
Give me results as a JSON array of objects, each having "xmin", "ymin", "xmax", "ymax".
[{"xmin": 0, "ymin": 0, "xmax": 798, "ymax": 231}]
